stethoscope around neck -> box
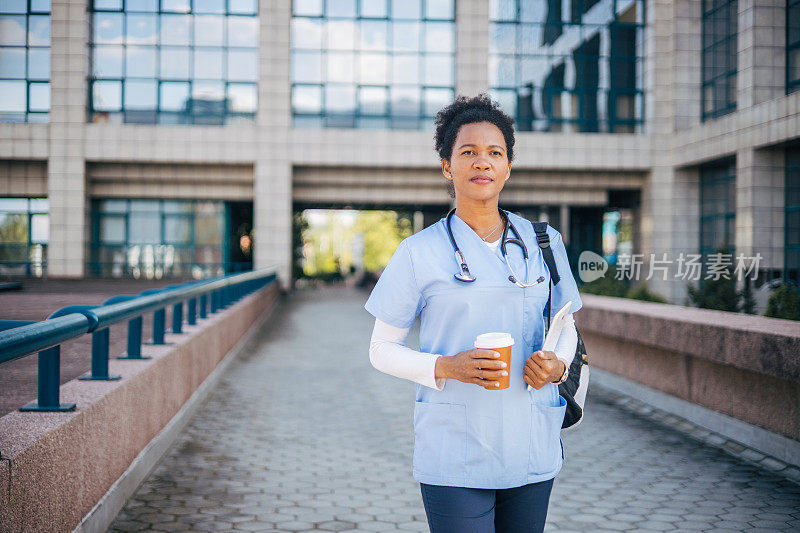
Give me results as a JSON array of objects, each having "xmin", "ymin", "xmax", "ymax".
[{"xmin": 445, "ymin": 207, "xmax": 546, "ymax": 288}]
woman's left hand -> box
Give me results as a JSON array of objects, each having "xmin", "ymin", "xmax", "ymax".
[{"xmin": 523, "ymin": 350, "xmax": 566, "ymax": 390}]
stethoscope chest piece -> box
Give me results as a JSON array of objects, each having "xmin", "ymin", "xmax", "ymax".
[{"xmin": 453, "ymin": 250, "xmax": 476, "ymax": 282}]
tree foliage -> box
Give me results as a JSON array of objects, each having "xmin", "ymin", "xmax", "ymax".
[
  {"xmin": 353, "ymin": 211, "xmax": 412, "ymax": 273},
  {"xmin": 765, "ymin": 284, "xmax": 800, "ymax": 321},
  {"xmin": 296, "ymin": 210, "xmax": 412, "ymax": 280}
]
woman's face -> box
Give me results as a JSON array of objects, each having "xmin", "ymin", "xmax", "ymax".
[{"xmin": 442, "ymin": 121, "xmax": 510, "ymax": 205}]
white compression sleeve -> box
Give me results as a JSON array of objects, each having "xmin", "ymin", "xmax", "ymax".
[{"xmin": 369, "ymin": 318, "xmax": 446, "ymax": 391}]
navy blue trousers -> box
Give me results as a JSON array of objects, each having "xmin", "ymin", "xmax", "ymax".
[{"xmin": 420, "ymin": 479, "xmax": 554, "ymax": 533}]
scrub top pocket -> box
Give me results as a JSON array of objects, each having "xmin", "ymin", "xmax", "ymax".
[
  {"xmin": 528, "ymin": 395, "xmax": 567, "ymax": 476},
  {"xmin": 413, "ymin": 401, "xmax": 467, "ymax": 482}
]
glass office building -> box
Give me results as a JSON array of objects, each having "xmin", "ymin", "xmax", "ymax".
[
  {"xmin": 89, "ymin": 0, "xmax": 258, "ymax": 125},
  {"xmin": 489, "ymin": 0, "xmax": 644, "ymax": 132},
  {"xmin": 0, "ymin": 198, "xmax": 48, "ymax": 276},
  {"xmin": 91, "ymin": 199, "xmax": 228, "ymax": 278},
  {"xmin": 0, "ymin": 0, "xmax": 797, "ymax": 308},
  {"xmin": 699, "ymin": 158, "xmax": 736, "ymax": 260},
  {"xmin": 789, "ymin": 0, "xmax": 800, "ymax": 94},
  {"xmin": 787, "ymin": 146, "xmax": 800, "ymax": 285},
  {"xmin": 290, "ymin": 0, "xmax": 456, "ymax": 129},
  {"xmin": 701, "ymin": 0, "xmax": 737, "ymax": 120},
  {"xmin": 0, "ymin": 0, "xmax": 51, "ymax": 123}
]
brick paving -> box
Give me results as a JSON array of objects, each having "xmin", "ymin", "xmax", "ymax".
[
  {"xmin": 110, "ymin": 288, "xmax": 800, "ymax": 532},
  {"xmin": 0, "ymin": 279, "xmax": 184, "ymax": 416}
]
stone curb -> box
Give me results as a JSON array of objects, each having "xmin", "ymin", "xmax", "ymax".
[{"xmin": 72, "ymin": 292, "xmax": 281, "ymax": 533}]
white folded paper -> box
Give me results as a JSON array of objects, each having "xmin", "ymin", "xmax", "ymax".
[{"xmin": 527, "ymin": 300, "xmax": 572, "ymax": 391}]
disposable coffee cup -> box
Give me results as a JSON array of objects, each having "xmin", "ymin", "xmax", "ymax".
[{"xmin": 474, "ymin": 332, "xmax": 514, "ymax": 390}]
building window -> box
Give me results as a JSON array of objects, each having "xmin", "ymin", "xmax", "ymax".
[
  {"xmin": 699, "ymin": 158, "xmax": 736, "ymax": 263},
  {"xmin": 92, "ymin": 198, "xmax": 228, "ymax": 278},
  {"xmin": 786, "ymin": 146, "xmax": 800, "ymax": 284},
  {"xmin": 788, "ymin": 0, "xmax": 800, "ymax": 94},
  {"xmin": 489, "ymin": 0, "xmax": 645, "ymax": 133},
  {"xmin": 89, "ymin": 0, "xmax": 258, "ymax": 125},
  {"xmin": 0, "ymin": 198, "xmax": 48, "ymax": 277},
  {"xmin": 291, "ymin": 0, "xmax": 456, "ymax": 129},
  {"xmin": 0, "ymin": 0, "xmax": 51, "ymax": 123},
  {"xmin": 701, "ymin": 0, "xmax": 737, "ymax": 120}
]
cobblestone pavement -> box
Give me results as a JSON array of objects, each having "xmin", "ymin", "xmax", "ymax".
[{"xmin": 110, "ymin": 288, "xmax": 800, "ymax": 532}]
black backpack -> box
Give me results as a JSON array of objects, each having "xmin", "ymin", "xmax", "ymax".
[{"xmin": 532, "ymin": 222, "xmax": 590, "ymax": 429}]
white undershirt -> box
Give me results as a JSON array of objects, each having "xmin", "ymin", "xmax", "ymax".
[{"xmin": 368, "ymin": 237, "xmax": 578, "ymax": 390}]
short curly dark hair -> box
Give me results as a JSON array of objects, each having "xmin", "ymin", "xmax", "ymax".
[{"xmin": 433, "ymin": 93, "xmax": 516, "ymax": 164}]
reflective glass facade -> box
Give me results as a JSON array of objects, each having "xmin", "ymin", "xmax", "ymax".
[
  {"xmin": 89, "ymin": 0, "xmax": 258, "ymax": 125},
  {"xmin": 0, "ymin": 0, "xmax": 51, "ymax": 123},
  {"xmin": 489, "ymin": 0, "xmax": 644, "ymax": 133},
  {"xmin": 0, "ymin": 197, "xmax": 48, "ymax": 276},
  {"xmin": 789, "ymin": 0, "xmax": 800, "ymax": 94},
  {"xmin": 699, "ymin": 158, "xmax": 736, "ymax": 260},
  {"xmin": 786, "ymin": 146, "xmax": 800, "ymax": 284},
  {"xmin": 701, "ymin": 0, "xmax": 737, "ymax": 120},
  {"xmin": 92, "ymin": 198, "xmax": 227, "ymax": 278},
  {"xmin": 291, "ymin": 0, "xmax": 456, "ymax": 129}
]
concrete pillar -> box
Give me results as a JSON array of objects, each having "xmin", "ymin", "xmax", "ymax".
[
  {"xmin": 672, "ymin": 0, "xmax": 702, "ymax": 132},
  {"xmin": 255, "ymin": 0, "xmax": 292, "ymax": 288},
  {"xmin": 47, "ymin": 1, "xmax": 88, "ymax": 278},
  {"xmin": 559, "ymin": 204, "xmax": 570, "ymax": 244},
  {"xmin": 642, "ymin": 0, "xmax": 709, "ymax": 304},
  {"xmin": 735, "ymin": 147, "xmax": 785, "ymax": 282},
  {"xmin": 643, "ymin": 1, "xmax": 679, "ymax": 302},
  {"xmin": 456, "ymin": 0, "xmax": 489, "ymax": 97},
  {"xmin": 413, "ymin": 211, "xmax": 424, "ymax": 233},
  {"xmin": 737, "ymin": 0, "xmax": 786, "ymax": 110}
]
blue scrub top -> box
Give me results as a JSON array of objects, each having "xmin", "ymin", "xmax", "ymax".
[{"xmin": 364, "ymin": 210, "xmax": 583, "ymax": 489}]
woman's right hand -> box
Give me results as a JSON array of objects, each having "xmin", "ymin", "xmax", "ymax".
[{"xmin": 434, "ymin": 349, "xmax": 509, "ymax": 388}]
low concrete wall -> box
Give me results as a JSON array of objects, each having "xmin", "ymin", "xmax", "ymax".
[
  {"xmin": 576, "ymin": 294, "xmax": 800, "ymax": 442},
  {"xmin": 0, "ymin": 282, "xmax": 279, "ymax": 533}
]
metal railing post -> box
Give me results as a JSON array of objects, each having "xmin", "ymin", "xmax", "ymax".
[
  {"xmin": 199, "ymin": 294, "xmax": 208, "ymax": 319},
  {"xmin": 187, "ymin": 298, "xmax": 197, "ymax": 325},
  {"xmin": 79, "ymin": 327, "xmax": 121, "ymax": 381},
  {"xmin": 152, "ymin": 308, "xmax": 166, "ymax": 344},
  {"xmin": 172, "ymin": 301, "xmax": 183, "ymax": 334},
  {"xmin": 119, "ymin": 316, "xmax": 150, "ymax": 359},
  {"xmin": 20, "ymin": 346, "xmax": 76, "ymax": 412}
]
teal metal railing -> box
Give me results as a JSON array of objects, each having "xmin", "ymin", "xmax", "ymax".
[{"xmin": 0, "ymin": 267, "xmax": 277, "ymax": 412}]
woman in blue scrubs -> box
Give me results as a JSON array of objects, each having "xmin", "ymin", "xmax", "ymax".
[{"xmin": 365, "ymin": 94, "xmax": 583, "ymax": 532}]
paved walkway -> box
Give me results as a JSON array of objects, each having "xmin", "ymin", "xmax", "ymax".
[{"xmin": 110, "ymin": 288, "xmax": 800, "ymax": 532}]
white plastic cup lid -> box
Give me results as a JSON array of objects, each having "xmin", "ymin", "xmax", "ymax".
[{"xmin": 474, "ymin": 332, "xmax": 514, "ymax": 349}]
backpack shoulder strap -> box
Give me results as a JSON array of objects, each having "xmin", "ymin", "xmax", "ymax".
[{"xmin": 531, "ymin": 221, "xmax": 561, "ymax": 286}]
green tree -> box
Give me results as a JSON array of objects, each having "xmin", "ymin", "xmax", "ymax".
[
  {"xmin": 740, "ymin": 278, "xmax": 756, "ymax": 315},
  {"xmin": 579, "ymin": 265, "xmax": 630, "ymax": 297},
  {"xmin": 625, "ymin": 283, "xmax": 667, "ymax": 303},
  {"xmin": 0, "ymin": 213, "xmax": 28, "ymax": 262},
  {"xmin": 686, "ymin": 247, "xmax": 740, "ymax": 312},
  {"xmin": 764, "ymin": 284, "xmax": 800, "ymax": 321},
  {"xmin": 292, "ymin": 211, "xmax": 309, "ymax": 280},
  {"xmin": 353, "ymin": 211, "xmax": 412, "ymax": 273}
]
